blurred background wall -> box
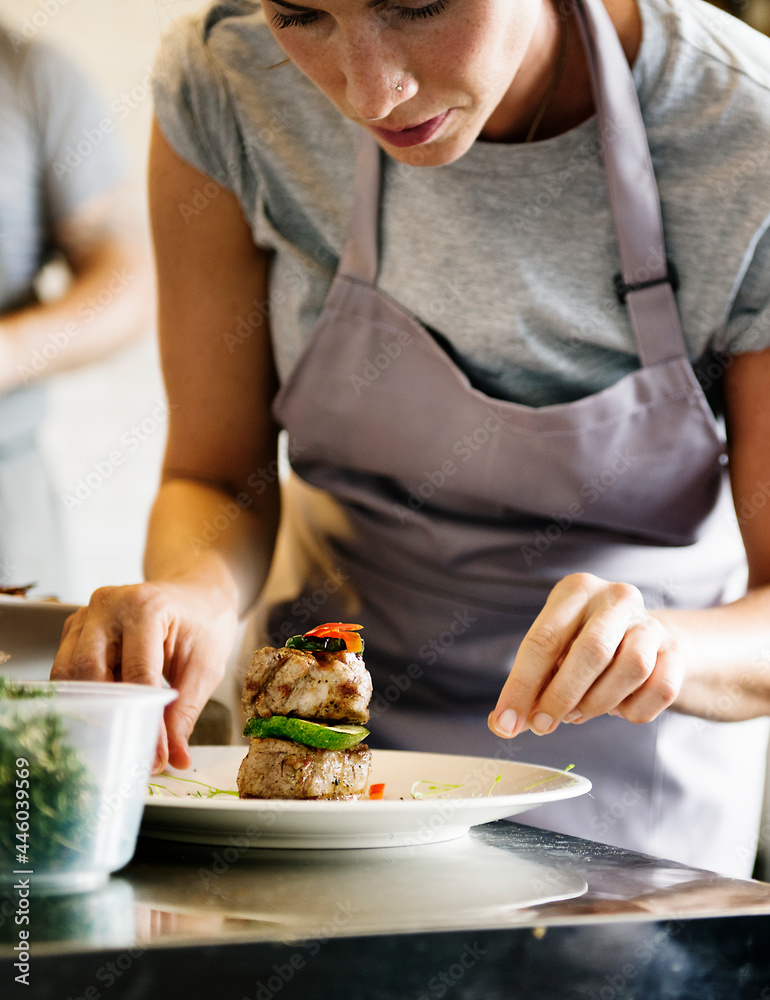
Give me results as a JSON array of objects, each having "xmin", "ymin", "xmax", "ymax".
[
  {"xmin": 0, "ymin": 0, "xmax": 766, "ymax": 607},
  {"xmin": 0, "ymin": 0, "xmax": 200, "ymax": 603}
]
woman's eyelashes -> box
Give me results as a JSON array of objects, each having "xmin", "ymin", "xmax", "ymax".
[
  {"xmin": 269, "ymin": 0, "xmax": 451, "ymax": 30},
  {"xmin": 397, "ymin": 0, "xmax": 451, "ymax": 20}
]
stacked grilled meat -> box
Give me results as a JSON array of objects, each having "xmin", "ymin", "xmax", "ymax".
[{"xmin": 237, "ymin": 644, "xmax": 373, "ymax": 800}]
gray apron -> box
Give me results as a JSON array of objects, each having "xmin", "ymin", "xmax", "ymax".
[{"xmin": 254, "ymin": 0, "xmax": 769, "ymax": 875}]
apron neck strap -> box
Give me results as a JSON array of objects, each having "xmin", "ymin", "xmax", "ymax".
[
  {"xmin": 575, "ymin": 0, "xmax": 687, "ymax": 366},
  {"xmin": 339, "ymin": 0, "xmax": 688, "ymax": 367},
  {"xmin": 338, "ymin": 136, "xmax": 381, "ymax": 286}
]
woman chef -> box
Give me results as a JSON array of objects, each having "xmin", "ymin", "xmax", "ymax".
[{"xmin": 52, "ymin": 0, "xmax": 770, "ymax": 875}]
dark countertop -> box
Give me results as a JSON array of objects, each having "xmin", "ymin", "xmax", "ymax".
[{"xmin": 3, "ymin": 820, "xmax": 770, "ymax": 1000}]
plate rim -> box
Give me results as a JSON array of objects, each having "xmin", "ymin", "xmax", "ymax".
[{"xmin": 144, "ymin": 746, "xmax": 591, "ymax": 811}]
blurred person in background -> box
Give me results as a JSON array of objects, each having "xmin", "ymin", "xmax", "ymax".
[{"xmin": 0, "ymin": 24, "xmax": 152, "ymax": 598}]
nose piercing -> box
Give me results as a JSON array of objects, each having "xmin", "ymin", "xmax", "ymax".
[{"xmin": 396, "ymin": 85, "xmax": 403, "ymax": 92}]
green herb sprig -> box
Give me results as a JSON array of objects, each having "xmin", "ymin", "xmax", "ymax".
[{"xmin": 0, "ymin": 677, "xmax": 96, "ymax": 870}]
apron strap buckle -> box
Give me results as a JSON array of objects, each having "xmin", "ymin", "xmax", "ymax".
[{"xmin": 614, "ymin": 259, "xmax": 679, "ymax": 304}]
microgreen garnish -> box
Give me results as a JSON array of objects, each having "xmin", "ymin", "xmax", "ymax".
[
  {"xmin": 487, "ymin": 774, "xmax": 502, "ymax": 796},
  {"xmin": 149, "ymin": 773, "xmax": 239, "ymax": 798},
  {"xmin": 523, "ymin": 763, "xmax": 575, "ymax": 791},
  {"xmin": 410, "ymin": 780, "xmax": 464, "ymax": 800}
]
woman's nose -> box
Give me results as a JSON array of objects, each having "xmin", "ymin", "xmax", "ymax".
[{"xmin": 338, "ymin": 33, "xmax": 413, "ymax": 121}]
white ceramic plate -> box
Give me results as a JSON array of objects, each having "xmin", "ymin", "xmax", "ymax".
[
  {"xmin": 142, "ymin": 746, "xmax": 591, "ymax": 849},
  {"xmin": 0, "ymin": 595, "xmax": 80, "ymax": 680}
]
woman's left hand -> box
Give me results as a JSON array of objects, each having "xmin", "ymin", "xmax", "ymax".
[{"xmin": 488, "ymin": 572, "xmax": 685, "ymax": 738}]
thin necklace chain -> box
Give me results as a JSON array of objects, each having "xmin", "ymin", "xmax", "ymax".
[{"xmin": 525, "ymin": 11, "xmax": 571, "ymax": 143}]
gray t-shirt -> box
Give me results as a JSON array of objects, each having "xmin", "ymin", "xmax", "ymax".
[{"xmin": 153, "ymin": 0, "xmax": 770, "ymax": 407}]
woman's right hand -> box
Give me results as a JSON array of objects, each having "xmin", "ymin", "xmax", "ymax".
[{"xmin": 50, "ymin": 578, "xmax": 239, "ymax": 772}]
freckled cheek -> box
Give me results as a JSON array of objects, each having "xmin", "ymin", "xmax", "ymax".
[
  {"xmin": 272, "ymin": 43, "xmax": 344, "ymax": 105},
  {"xmin": 440, "ymin": 25, "xmax": 507, "ymax": 98}
]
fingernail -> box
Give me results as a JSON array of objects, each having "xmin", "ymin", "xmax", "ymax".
[
  {"xmin": 564, "ymin": 710, "xmax": 583, "ymax": 723},
  {"xmin": 531, "ymin": 712, "xmax": 554, "ymax": 735},
  {"xmin": 608, "ymin": 709, "xmax": 623, "ymax": 718},
  {"xmin": 491, "ymin": 708, "xmax": 518, "ymax": 738}
]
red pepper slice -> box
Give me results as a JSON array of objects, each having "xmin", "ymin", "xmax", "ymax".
[
  {"xmin": 304, "ymin": 623, "xmax": 363, "ymax": 635},
  {"xmin": 303, "ymin": 623, "xmax": 364, "ymax": 653},
  {"xmin": 368, "ymin": 783, "xmax": 386, "ymax": 799}
]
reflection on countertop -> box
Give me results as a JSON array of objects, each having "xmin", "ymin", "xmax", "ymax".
[
  {"xmin": 127, "ymin": 833, "xmax": 588, "ymax": 948},
  {"xmin": 4, "ymin": 822, "xmax": 770, "ymax": 958},
  {"xmin": 3, "ymin": 823, "xmax": 770, "ymax": 1000}
]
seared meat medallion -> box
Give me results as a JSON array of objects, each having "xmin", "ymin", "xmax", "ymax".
[
  {"xmin": 237, "ymin": 738, "xmax": 373, "ymax": 800},
  {"xmin": 241, "ymin": 646, "xmax": 372, "ymax": 724},
  {"xmin": 236, "ymin": 624, "xmax": 374, "ymax": 801}
]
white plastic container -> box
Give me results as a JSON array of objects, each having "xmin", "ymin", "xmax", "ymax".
[{"xmin": 0, "ymin": 681, "xmax": 176, "ymax": 894}]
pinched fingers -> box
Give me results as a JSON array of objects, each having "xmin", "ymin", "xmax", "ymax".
[
  {"xmin": 488, "ymin": 573, "xmax": 668, "ymax": 738},
  {"xmin": 488, "ymin": 573, "xmax": 605, "ymax": 738},
  {"xmin": 557, "ymin": 615, "xmax": 677, "ymax": 725},
  {"xmin": 611, "ymin": 635, "xmax": 684, "ymax": 723}
]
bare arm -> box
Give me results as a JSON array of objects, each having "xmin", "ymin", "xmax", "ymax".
[
  {"xmin": 0, "ymin": 189, "xmax": 152, "ymax": 392},
  {"xmin": 145, "ymin": 119, "xmax": 280, "ymax": 616},
  {"xmin": 657, "ymin": 347, "xmax": 770, "ymax": 720},
  {"xmin": 52, "ymin": 123, "xmax": 281, "ymax": 769}
]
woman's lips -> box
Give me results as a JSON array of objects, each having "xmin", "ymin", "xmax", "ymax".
[{"xmin": 370, "ymin": 110, "xmax": 451, "ymax": 148}]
